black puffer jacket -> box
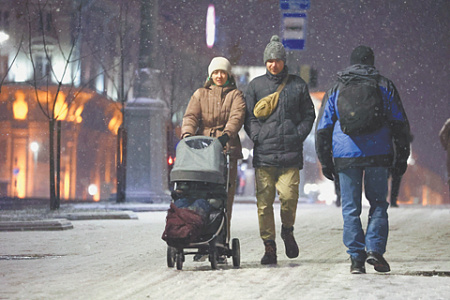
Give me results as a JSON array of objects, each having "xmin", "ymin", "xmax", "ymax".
[{"xmin": 244, "ymin": 68, "xmax": 316, "ymax": 169}]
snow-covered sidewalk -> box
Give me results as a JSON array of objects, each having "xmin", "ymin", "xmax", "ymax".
[{"xmin": 1, "ymin": 203, "xmax": 449, "ymax": 299}]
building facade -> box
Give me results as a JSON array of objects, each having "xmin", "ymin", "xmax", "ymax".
[{"xmin": 0, "ymin": 0, "xmax": 133, "ymax": 202}]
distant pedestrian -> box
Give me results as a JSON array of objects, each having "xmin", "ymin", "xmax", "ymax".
[
  {"xmin": 181, "ymin": 56, "xmax": 246, "ymax": 253},
  {"xmin": 439, "ymin": 118, "xmax": 450, "ymax": 193},
  {"xmin": 244, "ymin": 35, "xmax": 316, "ymax": 265},
  {"xmin": 315, "ymin": 45, "xmax": 411, "ymax": 274}
]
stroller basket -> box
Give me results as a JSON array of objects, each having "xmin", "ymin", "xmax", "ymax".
[{"xmin": 170, "ymin": 136, "xmax": 226, "ymax": 184}]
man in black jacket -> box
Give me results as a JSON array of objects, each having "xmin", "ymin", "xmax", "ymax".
[{"xmin": 244, "ymin": 35, "xmax": 316, "ymax": 265}]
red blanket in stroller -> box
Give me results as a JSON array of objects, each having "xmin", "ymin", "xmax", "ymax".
[{"xmin": 162, "ymin": 203, "xmax": 204, "ymax": 247}]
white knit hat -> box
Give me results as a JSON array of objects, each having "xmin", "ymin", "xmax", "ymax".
[{"xmin": 208, "ymin": 57, "xmax": 231, "ymax": 77}]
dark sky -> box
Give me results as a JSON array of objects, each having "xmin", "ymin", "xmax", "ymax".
[{"xmin": 161, "ymin": 0, "xmax": 450, "ymax": 178}]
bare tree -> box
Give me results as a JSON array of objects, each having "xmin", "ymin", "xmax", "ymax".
[{"xmin": 23, "ymin": 0, "xmax": 99, "ymax": 209}]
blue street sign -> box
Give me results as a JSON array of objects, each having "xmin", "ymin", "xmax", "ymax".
[
  {"xmin": 282, "ymin": 12, "xmax": 307, "ymax": 50},
  {"xmin": 280, "ymin": 0, "xmax": 310, "ymax": 10}
]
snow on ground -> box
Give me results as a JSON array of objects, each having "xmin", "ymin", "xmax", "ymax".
[{"xmin": 1, "ymin": 203, "xmax": 449, "ymax": 300}]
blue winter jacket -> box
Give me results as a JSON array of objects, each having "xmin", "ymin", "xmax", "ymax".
[{"xmin": 315, "ymin": 64, "xmax": 410, "ymax": 171}]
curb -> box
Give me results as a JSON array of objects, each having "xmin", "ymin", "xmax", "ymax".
[
  {"xmin": 55, "ymin": 210, "xmax": 138, "ymax": 220},
  {"xmin": 0, "ymin": 211, "xmax": 138, "ymax": 231},
  {"xmin": 0, "ymin": 219, "xmax": 74, "ymax": 231}
]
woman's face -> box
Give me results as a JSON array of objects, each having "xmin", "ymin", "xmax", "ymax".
[{"xmin": 211, "ymin": 70, "xmax": 228, "ymax": 86}]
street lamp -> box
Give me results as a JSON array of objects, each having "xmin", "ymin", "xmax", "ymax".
[
  {"xmin": 30, "ymin": 142, "xmax": 39, "ymax": 196},
  {"xmin": 0, "ymin": 31, "xmax": 9, "ymax": 43},
  {"xmin": 30, "ymin": 141, "xmax": 39, "ymax": 161}
]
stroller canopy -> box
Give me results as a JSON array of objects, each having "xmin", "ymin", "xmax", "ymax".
[{"xmin": 170, "ymin": 136, "xmax": 226, "ymax": 184}]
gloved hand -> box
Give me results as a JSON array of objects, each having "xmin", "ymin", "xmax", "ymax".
[
  {"xmin": 392, "ymin": 160, "xmax": 407, "ymax": 177},
  {"xmin": 322, "ymin": 165, "xmax": 335, "ymax": 181},
  {"xmin": 218, "ymin": 133, "xmax": 230, "ymax": 147}
]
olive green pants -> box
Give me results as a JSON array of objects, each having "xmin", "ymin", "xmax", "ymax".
[{"xmin": 255, "ymin": 167, "xmax": 300, "ymax": 241}]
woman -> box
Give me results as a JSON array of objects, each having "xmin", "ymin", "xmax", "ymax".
[{"xmin": 181, "ymin": 56, "xmax": 246, "ymax": 247}]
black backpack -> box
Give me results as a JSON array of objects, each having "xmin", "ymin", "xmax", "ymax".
[{"xmin": 337, "ymin": 76, "xmax": 385, "ymax": 135}]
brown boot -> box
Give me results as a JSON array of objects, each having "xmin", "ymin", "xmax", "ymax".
[
  {"xmin": 281, "ymin": 225, "xmax": 299, "ymax": 258},
  {"xmin": 261, "ymin": 240, "xmax": 277, "ymax": 265}
]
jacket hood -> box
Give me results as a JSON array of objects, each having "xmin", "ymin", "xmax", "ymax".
[{"xmin": 337, "ymin": 64, "xmax": 379, "ymax": 82}]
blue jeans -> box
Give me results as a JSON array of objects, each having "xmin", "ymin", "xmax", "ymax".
[{"xmin": 339, "ymin": 167, "xmax": 389, "ymax": 261}]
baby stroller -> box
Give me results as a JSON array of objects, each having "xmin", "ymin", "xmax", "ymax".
[{"xmin": 162, "ymin": 136, "xmax": 241, "ymax": 270}]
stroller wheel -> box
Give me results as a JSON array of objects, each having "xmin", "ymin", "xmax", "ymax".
[
  {"xmin": 167, "ymin": 246, "xmax": 176, "ymax": 268},
  {"xmin": 232, "ymin": 238, "xmax": 240, "ymax": 267},
  {"xmin": 176, "ymin": 252, "xmax": 184, "ymax": 270}
]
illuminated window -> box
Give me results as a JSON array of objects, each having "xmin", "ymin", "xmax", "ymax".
[
  {"xmin": 13, "ymin": 91, "xmax": 28, "ymax": 120},
  {"xmin": 38, "ymin": 11, "xmax": 53, "ymax": 32},
  {"xmin": 34, "ymin": 54, "xmax": 51, "ymax": 80}
]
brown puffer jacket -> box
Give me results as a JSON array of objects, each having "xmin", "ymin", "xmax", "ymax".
[{"xmin": 181, "ymin": 83, "xmax": 246, "ymax": 159}]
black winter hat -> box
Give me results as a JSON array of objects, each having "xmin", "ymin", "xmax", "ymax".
[{"xmin": 350, "ymin": 45, "xmax": 375, "ymax": 66}]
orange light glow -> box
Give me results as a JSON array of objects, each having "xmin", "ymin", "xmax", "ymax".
[
  {"xmin": 13, "ymin": 91, "xmax": 28, "ymax": 120},
  {"xmin": 63, "ymin": 167, "xmax": 70, "ymax": 200},
  {"xmin": 108, "ymin": 110, "xmax": 123, "ymax": 135},
  {"xmin": 13, "ymin": 139, "xmax": 27, "ymax": 198},
  {"xmin": 74, "ymin": 105, "xmax": 84, "ymax": 123},
  {"xmin": 310, "ymin": 91, "xmax": 325, "ymax": 102},
  {"xmin": 2, "ymin": 85, "xmax": 125, "ymax": 201},
  {"xmin": 54, "ymin": 92, "xmax": 68, "ymax": 120}
]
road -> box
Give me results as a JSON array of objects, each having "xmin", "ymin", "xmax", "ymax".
[{"xmin": 1, "ymin": 203, "xmax": 449, "ymax": 299}]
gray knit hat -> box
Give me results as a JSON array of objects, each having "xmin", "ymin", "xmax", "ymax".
[{"xmin": 263, "ymin": 35, "xmax": 286, "ymax": 64}]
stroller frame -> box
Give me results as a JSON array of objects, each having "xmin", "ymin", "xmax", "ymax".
[{"xmin": 165, "ymin": 136, "xmax": 241, "ymax": 270}]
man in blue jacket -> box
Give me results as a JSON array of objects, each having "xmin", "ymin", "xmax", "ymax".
[
  {"xmin": 244, "ymin": 35, "xmax": 315, "ymax": 265},
  {"xmin": 315, "ymin": 45, "xmax": 410, "ymax": 274}
]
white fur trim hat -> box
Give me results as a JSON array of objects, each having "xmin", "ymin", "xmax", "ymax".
[{"xmin": 208, "ymin": 57, "xmax": 231, "ymax": 77}]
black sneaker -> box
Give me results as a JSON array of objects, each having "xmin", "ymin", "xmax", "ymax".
[
  {"xmin": 281, "ymin": 226, "xmax": 299, "ymax": 258},
  {"xmin": 366, "ymin": 251, "xmax": 391, "ymax": 272},
  {"xmin": 193, "ymin": 254, "xmax": 207, "ymax": 262},
  {"xmin": 350, "ymin": 257, "xmax": 366, "ymax": 274},
  {"xmin": 261, "ymin": 240, "xmax": 277, "ymax": 265}
]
